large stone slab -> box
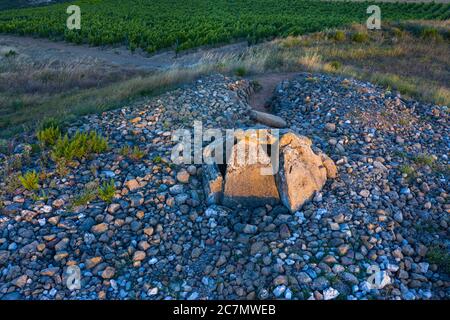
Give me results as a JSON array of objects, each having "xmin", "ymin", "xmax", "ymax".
[
  {"xmin": 276, "ymin": 132, "xmax": 337, "ymax": 212},
  {"xmin": 223, "ymin": 134, "xmax": 280, "ymax": 207}
]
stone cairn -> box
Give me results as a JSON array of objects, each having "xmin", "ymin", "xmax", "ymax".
[{"xmin": 203, "ymin": 129, "xmax": 337, "ymax": 212}]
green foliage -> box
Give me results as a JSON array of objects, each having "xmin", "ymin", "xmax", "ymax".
[
  {"xmin": 152, "ymin": 155, "xmax": 162, "ymax": 163},
  {"xmin": 98, "ymin": 179, "xmax": 116, "ymax": 203},
  {"xmin": 421, "ymin": 27, "xmax": 443, "ymax": 41},
  {"xmin": 130, "ymin": 146, "xmax": 145, "ymax": 161},
  {"xmin": 119, "ymin": 145, "xmax": 131, "ymax": 156},
  {"xmin": 119, "ymin": 145, "xmax": 145, "ymax": 161},
  {"xmin": 37, "ymin": 126, "xmax": 61, "ymax": 147},
  {"xmin": 427, "ymin": 245, "xmax": 450, "ymax": 274},
  {"xmin": 18, "ymin": 170, "xmax": 39, "ymax": 191},
  {"xmin": 413, "ymin": 153, "xmax": 435, "ymax": 167},
  {"xmin": 329, "ymin": 60, "xmax": 342, "ymax": 70},
  {"xmin": 351, "ymin": 32, "xmax": 369, "ymax": 43},
  {"xmin": 235, "ymin": 67, "xmax": 247, "ymax": 77},
  {"xmin": 51, "ymin": 131, "xmax": 108, "ymax": 162},
  {"xmin": 331, "ymin": 30, "xmax": 346, "ymax": 42},
  {"xmin": 4, "ymin": 50, "xmax": 16, "ymax": 58},
  {"xmin": 399, "ymin": 164, "xmax": 415, "ymax": 177},
  {"xmin": 1, "ymin": 0, "xmax": 444, "ymax": 53},
  {"xmin": 71, "ymin": 188, "xmax": 97, "ymax": 207}
]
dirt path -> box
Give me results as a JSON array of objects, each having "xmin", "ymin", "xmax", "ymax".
[
  {"xmin": 247, "ymin": 72, "xmax": 299, "ymax": 112},
  {"xmin": 0, "ymin": 34, "xmax": 247, "ymax": 71}
]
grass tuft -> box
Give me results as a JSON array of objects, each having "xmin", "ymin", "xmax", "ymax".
[
  {"xmin": 98, "ymin": 179, "xmax": 116, "ymax": 203},
  {"xmin": 18, "ymin": 170, "xmax": 39, "ymax": 191}
]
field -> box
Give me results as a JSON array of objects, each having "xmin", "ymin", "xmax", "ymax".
[{"xmin": 0, "ymin": 0, "xmax": 449, "ymax": 53}]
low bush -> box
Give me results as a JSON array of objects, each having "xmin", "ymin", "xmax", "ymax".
[
  {"xmin": 98, "ymin": 179, "xmax": 116, "ymax": 203},
  {"xmin": 331, "ymin": 30, "xmax": 346, "ymax": 42},
  {"xmin": 51, "ymin": 131, "xmax": 108, "ymax": 162},
  {"xmin": 18, "ymin": 170, "xmax": 39, "ymax": 191},
  {"xmin": 37, "ymin": 126, "xmax": 61, "ymax": 147},
  {"xmin": 351, "ymin": 32, "xmax": 369, "ymax": 43}
]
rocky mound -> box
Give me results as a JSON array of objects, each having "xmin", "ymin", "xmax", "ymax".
[{"xmin": 0, "ymin": 73, "xmax": 448, "ymax": 300}]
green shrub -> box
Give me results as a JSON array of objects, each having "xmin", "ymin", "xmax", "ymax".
[
  {"xmin": 39, "ymin": 118, "xmax": 60, "ymax": 131},
  {"xmin": 414, "ymin": 153, "xmax": 435, "ymax": 167},
  {"xmin": 427, "ymin": 245, "xmax": 450, "ymax": 274},
  {"xmin": 71, "ymin": 188, "xmax": 97, "ymax": 207},
  {"xmin": 235, "ymin": 67, "xmax": 247, "ymax": 77},
  {"xmin": 51, "ymin": 131, "xmax": 108, "ymax": 162},
  {"xmin": 330, "ymin": 61, "xmax": 342, "ymax": 70},
  {"xmin": 130, "ymin": 146, "xmax": 145, "ymax": 161},
  {"xmin": 351, "ymin": 32, "xmax": 369, "ymax": 43},
  {"xmin": 4, "ymin": 50, "xmax": 16, "ymax": 58},
  {"xmin": 399, "ymin": 164, "xmax": 415, "ymax": 177},
  {"xmin": 421, "ymin": 28, "xmax": 443, "ymax": 41},
  {"xmin": 98, "ymin": 179, "xmax": 116, "ymax": 203},
  {"xmin": 332, "ymin": 30, "xmax": 346, "ymax": 42},
  {"xmin": 18, "ymin": 170, "xmax": 39, "ymax": 191},
  {"xmin": 119, "ymin": 145, "xmax": 131, "ymax": 156},
  {"xmin": 152, "ymin": 155, "xmax": 162, "ymax": 163},
  {"xmin": 37, "ymin": 126, "xmax": 61, "ymax": 147}
]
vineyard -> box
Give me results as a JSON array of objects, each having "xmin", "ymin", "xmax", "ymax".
[{"xmin": 0, "ymin": 0, "xmax": 449, "ymax": 53}]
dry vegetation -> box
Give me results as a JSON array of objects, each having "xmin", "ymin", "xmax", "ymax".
[{"xmin": 0, "ymin": 20, "xmax": 448, "ymax": 139}]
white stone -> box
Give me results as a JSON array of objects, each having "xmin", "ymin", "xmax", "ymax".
[{"xmin": 323, "ymin": 287, "xmax": 340, "ymax": 300}]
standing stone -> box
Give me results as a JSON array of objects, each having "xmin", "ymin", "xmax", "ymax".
[
  {"xmin": 276, "ymin": 132, "xmax": 336, "ymax": 212},
  {"xmin": 223, "ymin": 133, "xmax": 280, "ymax": 207}
]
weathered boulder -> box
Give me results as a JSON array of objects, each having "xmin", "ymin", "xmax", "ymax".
[
  {"xmin": 276, "ymin": 132, "xmax": 337, "ymax": 212},
  {"xmin": 223, "ymin": 132, "xmax": 280, "ymax": 207},
  {"xmin": 250, "ymin": 110, "xmax": 287, "ymax": 128}
]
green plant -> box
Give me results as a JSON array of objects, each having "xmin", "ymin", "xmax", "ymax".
[
  {"xmin": 413, "ymin": 153, "xmax": 435, "ymax": 167},
  {"xmin": 399, "ymin": 164, "xmax": 415, "ymax": 177},
  {"xmin": 39, "ymin": 118, "xmax": 61, "ymax": 131},
  {"xmin": 235, "ymin": 67, "xmax": 247, "ymax": 77},
  {"xmin": 18, "ymin": 170, "xmax": 39, "ymax": 191},
  {"xmin": 332, "ymin": 30, "xmax": 346, "ymax": 42},
  {"xmin": 330, "ymin": 60, "xmax": 342, "ymax": 70},
  {"xmin": 152, "ymin": 155, "xmax": 162, "ymax": 163},
  {"xmin": 98, "ymin": 179, "xmax": 116, "ymax": 203},
  {"xmin": 71, "ymin": 188, "xmax": 97, "ymax": 207},
  {"xmin": 4, "ymin": 50, "xmax": 16, "ymax": 58},
  {"xmin": 37, "ymin": 126, "xmax": 61, "ymax": 147},
  {"xmin": 51, "ymin": 131, "xmax": 108, "ymax": 162},
  {"xmin": 421, "ymin": 28, "xmax": 443, "ymax": 41},
  {"xmin": 427, "ymin": 245, "xmax": 450, "ymax": 274},
  {"xmin": 119, "ymin": 145, "xmax": 131, "ymax": 156},
  {"xmin": 351, "ymin": 32, "xmax": 369, "ymax": 43},
  {"xmin": 130, "ymin": 146, "xmax": 145, "ymax": 161}
]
